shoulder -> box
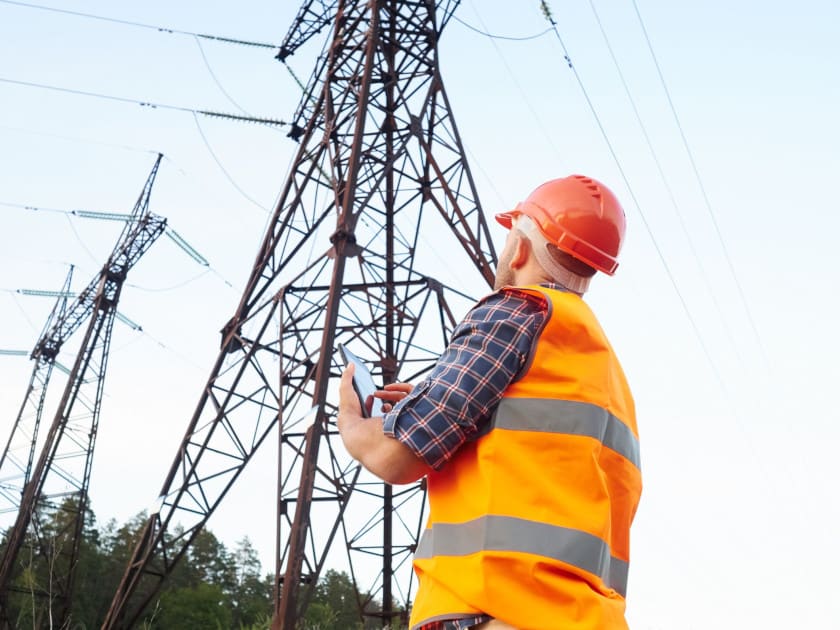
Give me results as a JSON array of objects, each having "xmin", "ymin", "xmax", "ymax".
[
  {"xmin": 453, "ymin": 287, "xmax": 550, "ymax": 351},
  {"xmin": 469, "ymin": 287, "xmax": 550, "ymax": 322}
]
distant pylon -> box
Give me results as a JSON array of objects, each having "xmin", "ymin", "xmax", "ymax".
[
  {"xmin": 0, "ymin": 265, "xmax": 75, "ymax": 519},
  {"xmin": 0, "ymin": 155, "xmax": 167, "ymax": 627},
  {"xmin": 102, "ymin": 1, "xmax": 496, "ymax": 628}
]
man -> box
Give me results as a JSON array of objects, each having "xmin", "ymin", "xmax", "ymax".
[{"xmin": 338, "ymin": 174, "xmax": 641, "ymax": 630}]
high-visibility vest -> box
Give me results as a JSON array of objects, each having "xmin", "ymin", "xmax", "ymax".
[{"xmin": 410, "ymin": 285, "xmax": 641, "ymax": 630}]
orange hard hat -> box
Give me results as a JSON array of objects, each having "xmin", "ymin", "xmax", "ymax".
[{"xmin": 495, "ymin": 174, "xmax": 626, "ymax": 275}]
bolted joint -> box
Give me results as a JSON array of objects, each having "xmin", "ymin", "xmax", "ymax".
[
  {"xmin": 329, "ymin": 227, "xmax": 362, "ymax": 258},
  {"xmin": 409, "ymin": 114, "xmax": 423, "ymax": 137},
  {"xmin": 106, "ymin": 269, "xmax": 127, "ymax": 284},
  {"xmin": 419, "ymin": 178, "xmax": 432, "ymax": 202},
  {"xmin": 220, "ymin": 317, "xmax": 243, "ymax": 354},
  {"xmin": 425, "ymin": 277, "xmax": 442, "ymax": 293}
]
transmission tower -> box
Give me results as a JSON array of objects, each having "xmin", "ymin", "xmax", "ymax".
[
  {"xmin": 0, "ymin": 155, "xmax": 167, "ymax": 627},
  {"xmin": 103, "ymin": 1, "xmax": 496, "ymax": 628},
  {"xmin": 0, "ymin": 266, "xmax": 74, "ymax": 519}
]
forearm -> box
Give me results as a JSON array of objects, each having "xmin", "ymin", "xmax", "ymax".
[
  {"xmin": 340, "ymin": 415, "xmax": 430, "ymax": 484},
  {"xmin": 337, "ymin": 365, "xmax": 431, "ymax": 484}
]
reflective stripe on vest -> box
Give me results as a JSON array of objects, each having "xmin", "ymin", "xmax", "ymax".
[
  {"xmin": 415, "ymin": 514, "xmax": 630, "ymax": 597},
  {"xmin": 490, "ymin": 397, "xmax": 640, "ymax": 470}
]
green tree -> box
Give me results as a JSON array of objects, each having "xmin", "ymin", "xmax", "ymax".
[
  {"xmin": 302, "ymin": 569, "xmax": 364, "ymax": 630},
  {"xmin": 2, "ymin": 496, "xmax": 106, "ymax": 629},
  {"xmin": 230, "ymin": 537, "xmax": 272, "ymax": 628},
  {"xmin": 156, "ymin": 581, "xmax": 233, "ymax": 629},
  {"xmin": 1, "ymin": 506, "xmax": 278, "ymax": 628}
]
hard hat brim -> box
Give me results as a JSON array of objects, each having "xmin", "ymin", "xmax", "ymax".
[{"xmin": 495, "ymin": 211, "xmax": 517, "ymax": 229}]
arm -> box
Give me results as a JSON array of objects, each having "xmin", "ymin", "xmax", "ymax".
[
  {"xmin": 382, "ymin": 289, "xmax": 548, "ymax": 470},
  {"xmin": 337, "ymin": 364, "xmax": 432, "ymax": 484}
]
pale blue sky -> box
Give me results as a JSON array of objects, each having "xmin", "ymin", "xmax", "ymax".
[{"xmin": 1, "ymin": 1, "xmax": 839, "ymax": 628}]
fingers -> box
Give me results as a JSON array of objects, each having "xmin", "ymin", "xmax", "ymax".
[
  {"xmin": 374, "ymin": 390, "xmax": 406, "ymax": 402},
  {"xmin": 383, "ymin": 382, "xmax": 413, "ymax": 394},
  {"xmin": 374, "ymin": 381, "xmax": 413, "ymax": 404},
  {"xmin": 339, "ymin": 364, "xmax": 361, "ymax": 415}
]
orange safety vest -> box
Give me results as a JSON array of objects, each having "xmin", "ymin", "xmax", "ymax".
[{"xmin": 410, "ymin": 286, "xmax": 641, "ymax": 630}]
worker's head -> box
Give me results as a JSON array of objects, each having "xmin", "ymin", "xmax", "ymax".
[{"xmin": 494, "ymin": 174, "xmax": 626, "ymax": 294}]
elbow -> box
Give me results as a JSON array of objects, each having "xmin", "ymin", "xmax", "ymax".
[
  {"xmin": 362, "ymin": 449, "xmax": 430, "ymax": 485},
  {"xmin": 379, "ymin": 463, "xmax": 427, "ymax": 485}
]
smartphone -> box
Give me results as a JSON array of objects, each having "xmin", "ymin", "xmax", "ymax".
[{"xmin": 337, "ymin": 343, "xmax": 383, "ymax": 418}]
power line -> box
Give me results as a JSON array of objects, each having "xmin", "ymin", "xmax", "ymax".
[
  {"xmin": 0, "ymin": 76, "xmax": 288, "ymax": 127},
  {"xmin": 0, "ymin": 125, "xmax": 193, "ymax": 180},
  {"xmin": 452, "ymin": 14, "xmax": 552, "ymax": 41},
  {"xmin": 630, "ymin": 0, "xmax": 770, "ymax": 366},
  {"xmin": 191, "ymin": 113, "xmax": 272, "ymax": 214},
  {"xmin": 465, "ymin": 0, "xmax": 568, "ymax": 169},
  {"xmin": 1, "ymin": 201, "xmax": 237, "ymax": 289},
  {"xmin": 586, "ymin": 0, "xmax": 747, "ymax": 369},
  {"xmin": 64, "ymin": 213, "xmax": 100, "ymax": 265},
  {"xmin": 0, "ymin": 123, "xmax": 161, "ymax": 156},
  {"xmin": 0, "ymin": 200, "xmax": 68, "ymax": 214},
  {"xmin": 2, "ymin": 287, "xmax": 212, "ymax": 372},
  {"xmin": 193, "ymin": 36, "xmax": 250, "ymax": 117},
  {"xmin": 6, "ymin": 291, "xmax": 38, "ymax": 332},
  {"xmin": 538, "ymin": 0, "xmax": 731, "ymax": 396},
  {"xmin": 0, "ymin": 0, "xmax": 278, "ymax": 50}
]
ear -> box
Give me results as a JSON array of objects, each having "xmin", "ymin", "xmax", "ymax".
[{"xmin": 509, "ymin": 232, "xmax": 531, "ymax": 270}]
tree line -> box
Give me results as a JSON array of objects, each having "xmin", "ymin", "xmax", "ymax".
[{"xmin": 0, "ymin": 502, "xmax": 398, "ymax": 629}]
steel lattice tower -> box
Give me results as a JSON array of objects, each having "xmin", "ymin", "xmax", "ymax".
[
  {"xmin": 0, "ymin": 155, "xmax": 167, "ymax": 627},
  {"xmin": 0, "ymin": 267, "xmax": 74, "ymax": 519},
  {"xmin": 103, "ymin": 2, "xmax": 496, "ymax": 627}
]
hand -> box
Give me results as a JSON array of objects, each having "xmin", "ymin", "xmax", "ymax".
[
  {"xmin": 375, "ymin": 382, "xmax": 413, "ymax": 412},
  {"xmin": 337, "ymin": 366, "xmax": 430, "ymax": 484}
]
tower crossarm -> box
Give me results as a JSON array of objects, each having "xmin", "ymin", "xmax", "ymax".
[
  {"xmin": 35, "ymin": 155, "xmax": 165, "ymax": 361},
  {"xmin": 277, "ymin": 0, "xmax": 338, "ymax": 62}
]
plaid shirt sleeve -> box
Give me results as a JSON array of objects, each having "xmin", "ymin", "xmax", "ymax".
[{"xmin": 382, "ymin": 287, "xmax": 549, "ymax": 470}]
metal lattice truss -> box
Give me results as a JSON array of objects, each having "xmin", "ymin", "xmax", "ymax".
[
  {"xmin": 0, "ymin": 267, "xmax": 74, "ymax": 518},
  {"xmin": 103, "ymin": 1, "xmax": 496, "ymax": 627},
  {"xmin": 0, "ymin": 156, "xmax": 167, "ymax": 625}
]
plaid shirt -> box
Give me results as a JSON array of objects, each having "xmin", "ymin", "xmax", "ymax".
[{"xmin": 382, "ymin": 285, "xmax": 556, "ymax": 630}]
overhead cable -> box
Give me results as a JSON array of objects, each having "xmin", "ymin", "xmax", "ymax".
[
  {"xmin": 63, "ymin": 213, "xmax": 100, "ymax": 264},
  {"xmin": 8, "ymin": 291, "xmax": 38, "ymax": 332},
  {"xmin": 0, "ymin": 123, "xmax": 161, "ymax": 157},
  {"xmin": 587, "ymin": 0, "xmax": 746, "ymax": 368},
  {"xmin": 466, "ymin": 0, "xmax": 567, "ymax": 167},
  {"xmin": 630, "ymin": 0, "xmax": 769, "ymax": 365},
  {"xmin": 191, "ymin": 112, "xmax": 272, "ymax": 214},
  {"xmin": 539, "ymin": 0, "xmax": 730, "ymax": 395},
  {"xmin": 452, "ymin": 15, "xmax": 552, "ymax": 41},
  {"xmin": 12, "ymin": 286, "xmax": 142, "ymax": 331},
  {"xmin": 0, "ymin": 77, "xmax": 287, "ymax": 127},
  {"xmin": 1, "ymin": 201, "xmax": 227, "ymax": 285},
  {"xmin": 193, "ymin": 36, "xmax": 250, "ymax": 116},
  {"xmin": 0, "ymin": 0, "xmax": 278, "ymax": 49}
]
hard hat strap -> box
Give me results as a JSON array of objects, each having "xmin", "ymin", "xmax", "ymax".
[{"xmin": 516, "ymin": 215, "xmax": 591, "ymax": 295}]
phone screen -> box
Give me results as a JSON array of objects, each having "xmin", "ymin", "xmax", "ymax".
[{"xmin": 338, "ymin": 344, "xmax": 383, "ymax": 418}]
